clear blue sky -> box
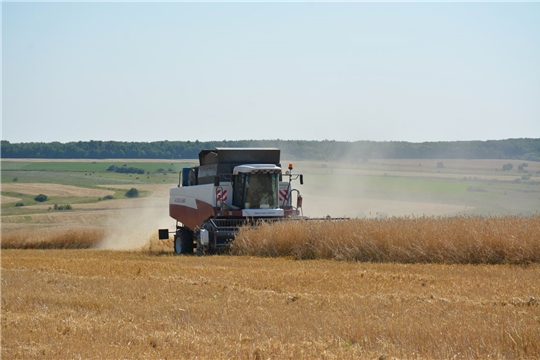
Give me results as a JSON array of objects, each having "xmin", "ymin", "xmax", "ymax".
[{"xmin": 2, "ymin": 2, "xmax": 540, "ymax": 143}]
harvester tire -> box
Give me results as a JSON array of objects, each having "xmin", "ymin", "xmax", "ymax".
[{"xmin": 174, "ymin": 228, "xmax": 194, "ymax": 255}]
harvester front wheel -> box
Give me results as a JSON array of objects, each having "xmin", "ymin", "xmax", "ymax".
[{"xmin": 174, "ymin": 228, "xmax": 194, "ymax": 255}]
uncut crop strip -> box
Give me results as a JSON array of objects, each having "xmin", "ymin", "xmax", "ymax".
[
  {"xmin": 232, "ymin": 215, "xmax": 540, "ymax": 264},
  {"xmin": 1, "ymin": 228, "xmax": 105, "ymax": 249}
]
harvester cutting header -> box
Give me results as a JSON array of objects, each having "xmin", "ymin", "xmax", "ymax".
[{"xmin": 158, "ymin": 148, "xmax": 304, "ymax": 255}]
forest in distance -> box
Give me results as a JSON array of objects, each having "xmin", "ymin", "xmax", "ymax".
[{"xmin": 1, "ymin": 138, "xmax": 539, "ymax": 161}]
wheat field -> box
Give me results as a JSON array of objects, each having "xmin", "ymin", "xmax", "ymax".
[
  {"xmin": 2, "ymin": 216, "xmax": 540, "ymax": 359},
  {"xmin": 3, "ymin": 215, "xmax": 539, "ymax": 264},
  {"xmin": 3, "ymin": 157, "xmax": 540, "ymax": 358},
  {"xmin": 2, "ymin": 250, "xmax": 539, "ymax": 359},
  {"xmin": 234, "ymin": 215, "xmax": 540, "ymax": 264},
  {"xmin": 1, "ymin": 228, "xmax": 104, "ymax": 250}
]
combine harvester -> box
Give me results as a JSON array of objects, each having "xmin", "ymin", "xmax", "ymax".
[{"xmin": 158, "ymin": 148, "xmax": 306, "ymax": 255}]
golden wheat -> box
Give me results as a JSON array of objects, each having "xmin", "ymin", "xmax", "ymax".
[
  {"xmin": 1, "ymin": 228, "xmax": 105, "ymax": 249},
  {"xmin": 232, "ymin": 215, "xmax": 540, "ymax": 264},
  {"xmin": 3, "ymin": 216, "xmax": 540, "ymax": 265}
]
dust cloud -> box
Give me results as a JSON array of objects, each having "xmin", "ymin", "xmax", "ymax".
[
  {"xmin": 287, "ymin": 157, "xmax": 474, "ymax": 219},
  {"xmin": 301, "ymin": 194, "xmax": 469, "ymax": 219},
  {"xmin": 93, "ymin": 196, "xmax": 172, "ymax": 250}
]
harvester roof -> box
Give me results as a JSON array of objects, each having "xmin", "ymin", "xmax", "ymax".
[
  {"xmin": 198, "ymin": 148, "xmax": 280, "ymax": 166},
  {"xmin": 233, "ymin": 164, "xmax": 282, "ymax": 174}
]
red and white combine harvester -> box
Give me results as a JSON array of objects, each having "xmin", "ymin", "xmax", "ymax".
[{"xmin": 158, "ymin": 148, "xmax": 304, "ymax": 255}]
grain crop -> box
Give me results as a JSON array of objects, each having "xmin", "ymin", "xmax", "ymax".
[
  {"xmin": 232, "ymin": 215, "xmax": 540, "ymax": 264},
  {"xmin": 1, "ymin": 228, "xmax": 105, "ymax": 249}
]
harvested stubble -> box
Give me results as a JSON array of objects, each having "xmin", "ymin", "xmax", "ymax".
[
  {"xmin": 2, "ymin": 252, "xmax": 539, "ymax": 359},
  {"xmin": 1, "ymin": 228, "xmax": 105, "ymax": 249},
  {"xmin": 232, "ymin": 215, "xmax": 540, "ymax": 264}
]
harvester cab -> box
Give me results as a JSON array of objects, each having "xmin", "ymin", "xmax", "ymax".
[{"xmin": 158, "ymin": 148, "xmax": 304, "ymax": 255}]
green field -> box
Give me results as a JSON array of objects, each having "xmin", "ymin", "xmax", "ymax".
[
  {"xmin": 1, "ymin": 158, "xmax": 539, "ymax": 219},
  {"xmin": 1, "ymin": 160, "xmax": 198, "ymax": 188},
  {"xmin": 0, "ymin": 160, "xmax": 178, "ymax": 217},
  {"xmin": 1, "ymin": 161, "xmax": 197, "ymax": 173}
]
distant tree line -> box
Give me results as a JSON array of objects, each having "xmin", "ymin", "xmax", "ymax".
[{"xmin": 1, "ymin": 138, "xmax": 539, "ymax": 161}]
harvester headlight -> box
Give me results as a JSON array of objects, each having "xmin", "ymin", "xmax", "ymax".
[{"xmin": 200, "ymin": 229, "xmax": 209, "ymax": 246}]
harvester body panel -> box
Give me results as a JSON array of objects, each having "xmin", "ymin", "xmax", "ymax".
[{"xmin": 169, "ymin": 183, "xmax": 228, "ymax": 231}]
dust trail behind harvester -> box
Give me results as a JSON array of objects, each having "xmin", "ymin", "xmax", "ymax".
[
  {"xmin": 284, "ymin": 156, "xmax": 472, "ymax": 219},
  {"xmin": 93, "ymin": 196, "xmax": 171, "ymax": 250}
]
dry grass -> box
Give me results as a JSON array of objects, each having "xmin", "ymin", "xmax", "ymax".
[
  {"xmin": 2, "ymin": 250, "xmax": 539, "ymax": 359},
  {"xmin": 232, "ymin": 215, "xmax": 540, "ymax": 264},
  {"xmin": 97, "ymin": 183, "xmax": 171, "ymax": 196},
  {"xmin": 0, "ymin": 229, "xmax": 173, "ymax": 252},
  {"xmin": 1, "ymin": 183, "xmax": 115, "ymax": 197},
  {"xmin": 0, "ymin": 195, "xmax": 23, "ymax": 204},
  {"xmin": 1, "ymin": 228, "xmax": 105, "ymax": 249}
]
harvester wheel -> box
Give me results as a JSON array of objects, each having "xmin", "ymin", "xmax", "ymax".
[{"xmin": 174, "ymin": 228, "xmax": 194, "ymax": 255}]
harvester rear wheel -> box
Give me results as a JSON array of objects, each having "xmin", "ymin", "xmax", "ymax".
[{"xmin": 174, "ymin": 228, "xmax": 194, "ymax": 255}]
